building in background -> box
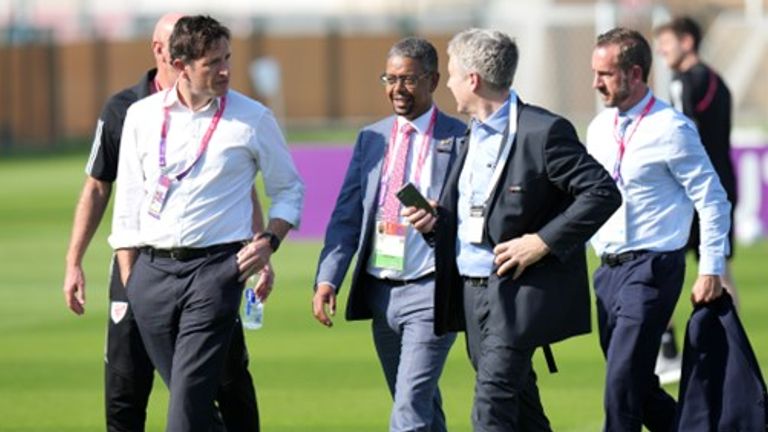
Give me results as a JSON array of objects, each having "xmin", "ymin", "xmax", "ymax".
[
  {"xmin": 1, "ymin": 0, "xmax": 766, "ymax": 239},
  {"xmin": 1, "ymin": 0, "xmax": 764, "ymax": 137}
]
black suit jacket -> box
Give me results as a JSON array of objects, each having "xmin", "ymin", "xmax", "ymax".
[
  {"xmin": 433, "ymin": 100, "xmax": 621, "ymax": 348},
  {"xmin": 676, "ymin": 292, "xmax": 767, "ymax": 431}
]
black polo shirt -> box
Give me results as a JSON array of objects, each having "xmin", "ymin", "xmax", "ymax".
[
  {"xmin": 671, "ymin": 63, "xmax": 736, "ymax": 203},
  {"xmin": 85, "ymin": 68, "xmax": 159, "ymax": 182}
]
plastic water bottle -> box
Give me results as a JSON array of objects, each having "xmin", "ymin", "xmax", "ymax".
[{"xmin": 242, "ymin": 276, "xmax": 263, "ymax": 330}]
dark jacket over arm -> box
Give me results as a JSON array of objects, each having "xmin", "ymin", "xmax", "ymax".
[{"xmin": 676, "ymin": 293, "xmax": 767, "ymax": 431}]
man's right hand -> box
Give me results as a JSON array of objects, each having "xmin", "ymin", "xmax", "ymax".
[
  {"xmin": 402, "ymin": 200, "xmax": 438, "ymax": 233},
  {"xmin": 62, "ymin": 177, "xmax": 112, "ymax": 316},
  {"xmin": 115, "ymin": 248, "xmax": 138, "ymax": 288},
  {"xmin": 63, "ymin": 264, "xmax": 86, "ymax": 315},
  {"xmin": 312, "ymin": 283, "xmax": 337, "ymax": 327},
  {"xmin": 254, "ymin": 262, "xmax": 275, "ymax": 303}
]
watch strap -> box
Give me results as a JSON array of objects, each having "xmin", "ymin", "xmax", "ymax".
[{"xmin": 257, "ymin": 231, "xmax": 280, "ymax": 252}]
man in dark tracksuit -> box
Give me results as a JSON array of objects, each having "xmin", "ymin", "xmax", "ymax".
[
  {"xmin": 654, "ymin": 16, "xmax": 738, "ymax": 383},
  {"xmin": 62, "ymin": 13, "xmax": 267, "ymax": 431}
]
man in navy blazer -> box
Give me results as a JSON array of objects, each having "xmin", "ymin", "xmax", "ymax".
[
  {"xmin": 408, "ymin": 29, "xmax": 621, "ymax": 431},
  {"xmin": 312, "ymin": 37, "xmax": 465, "ymax": 432}
]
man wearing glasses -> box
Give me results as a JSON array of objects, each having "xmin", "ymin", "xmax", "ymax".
[{"xmin": 312, "ymin": 37, "xmax": 464, "ymax": 431}]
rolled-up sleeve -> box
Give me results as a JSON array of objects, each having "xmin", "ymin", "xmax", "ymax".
[
  {"xmin": 108, "ymin": 105, "xmax": 144, "ymax": 249},
  {"xmin": 255, "ymin": 111, "xmax": 305, "ymax": 228}
]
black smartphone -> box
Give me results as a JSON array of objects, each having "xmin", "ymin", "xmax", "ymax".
[{"xmin": 396, "ymin": 183, "xmax": 435, "ymax": 215}]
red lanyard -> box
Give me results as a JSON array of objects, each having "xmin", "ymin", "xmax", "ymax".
[
  {"xmin": 694, "ymin": 69, "xmax": 717, "ymax": 113},
  {"xmin": 612, "ymin": 96, "xmax": 655, "ymax": 183},
  {"xmin": 159, "ymin": 92, "xmax": 227, "ymax": 181},
  {"xmin": 380, "ymin": 108, "xmax": 438, "ymax": 193}
]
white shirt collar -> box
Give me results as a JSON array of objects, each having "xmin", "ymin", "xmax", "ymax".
[
  {"xmin": 397, "ymin": 105, "xmax": 436, "ymax": 135},
  {"xmin": 163, "ymin": 82, "xmax": 225, "ymax": 113}
]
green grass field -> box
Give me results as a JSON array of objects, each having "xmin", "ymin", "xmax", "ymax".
[{"xmin": 1, "ymin": 153, "xmax": 766, "ymax": 431}]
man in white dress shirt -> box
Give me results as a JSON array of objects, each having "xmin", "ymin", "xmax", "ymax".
[
  {"xmin": 586, "ymin": 27, "xmax": 730, "ymax": 432},
  {"xmin": 110, "ymin": 15, "xmax": 304, "ymax": 432}
]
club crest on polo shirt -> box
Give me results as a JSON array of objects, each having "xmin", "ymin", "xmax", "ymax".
[{"xmin": 110, "ymin": 301, "xmax": 128, "ymax": 324}]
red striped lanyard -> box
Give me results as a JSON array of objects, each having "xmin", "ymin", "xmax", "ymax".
[
  {"xmin": 379, "ymin": 108, "xmax": 438, "ymax": 201},
  {"xmin": 159, "ymin": 93, "xmax": 227, "ymax": 181},
  {"xmin": 694, "ymin": 69, "xmax": 717, "ymax": 113},
  {"xmin": 612, "ymin": 96, "xmax": 655, "ymax": 183}
]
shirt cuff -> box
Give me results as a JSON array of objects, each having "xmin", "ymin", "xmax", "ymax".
[
  {"xmin": 698, "ymin": 253, "xmax": 725, "ymax": 276},
  {"xmin": 316, "ymin": 281, "xmax": 337, "ymax": 292},
  {"xmin": 268, "ymin": 203, "xmax": 302, "ymax": 229}
]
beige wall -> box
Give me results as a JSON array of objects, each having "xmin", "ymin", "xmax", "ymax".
[
  {"xmin": 2, "ymin": 33, "xmax": 470, "ymax": 146},
  {"xmin": 1, "ymin": 44, "xmax": 56, "ymax": 147},
  {"xmin": 2, "ymin": 20, "xmax": 764, "ymax": 148}
]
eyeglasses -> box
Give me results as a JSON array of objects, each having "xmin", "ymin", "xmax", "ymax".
[{"xmin": 379, "ymin": 73, "xmax": 430, "ymax": 88}]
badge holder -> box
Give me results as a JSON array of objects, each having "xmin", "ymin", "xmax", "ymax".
[
  {"xmin": 467, "ymin": 205, "xmax": 486, "ymax": 244},
  {"xmin": 147, "ymin": 175, "xmax": 172, "ymax": 219},
  {"xmin": 372, "ymin": 221, "xmax": 407, "ymax": 271}
]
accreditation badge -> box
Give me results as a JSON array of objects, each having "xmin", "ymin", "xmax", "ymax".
[
  {"xmin": 147, "ymin": 175, "xmax": 172, "ymax": 219},
  {"xmin": 467, "ymin": 205, "xmax": 486, "ymax": 244},
  {"xmin": 372, "ymin": 221, "xmax": 407, "ymax": 271},
  {"xmin": 600, "ymin": 198, "xmax": 628, "ymax": 244}
]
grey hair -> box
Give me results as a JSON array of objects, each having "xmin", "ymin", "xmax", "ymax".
[
  {"xmin": 387, "ymin": 37, "xmax": 438, "ymax": 74},
  {"xmin": 447, "ymin": 28, "xmax": 518, "ymax": 91}
]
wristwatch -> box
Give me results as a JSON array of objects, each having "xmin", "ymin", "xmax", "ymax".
[{"xmin": 257, "ymin": 231, "xmax": 281, "ymax": 253}]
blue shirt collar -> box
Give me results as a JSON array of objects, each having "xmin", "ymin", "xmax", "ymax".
[
  {"xmin": 474, "ymin": 93, "xmax": 514, "ymax": 135},
  {"xmin": 620, "ymin": 88, "xmax": 653, "ymax": 119}
]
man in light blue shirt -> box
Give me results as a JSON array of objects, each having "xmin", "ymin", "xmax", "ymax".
[
  {"xmin": 586, "ymin": 28, "xmax": 730, "ymax": 432},
  {"xmin": 456, "ymin": 96, "xmax": 512, "ymax": 277},
  {"xmin": 409, "ymin": 29, "xmax": 621, "ymax": 431}
]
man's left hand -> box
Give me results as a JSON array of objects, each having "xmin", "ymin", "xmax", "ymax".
[
  {"xmin": 691, "ymin": 274, "xmax": 723, "ymax": 305},
  {"xmin": 253, "ymin": 262, "xmax": 275, "ymax": 302},
  {"xmin": 236, "ymin": 236, "xmax": 273, "ymax": 282},
  {"xmin": 492, "ymin": 233, "xmax": 550, "ymax": 279}
]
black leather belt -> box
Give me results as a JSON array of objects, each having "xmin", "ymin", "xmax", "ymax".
[
  {"xmin": 600, "ymin": 250, "xmax": 647, "ymax": 267},
  {"xmin": 379, "ymin": 272, "xmax": 434, "ymax": 286},
  {"xmin": 140, "ymin": 242, "xmax": 244, "ymax": 261},
  {"xmin": 462, "ymin": 276, "xmax": 489, "ymax": 287}
]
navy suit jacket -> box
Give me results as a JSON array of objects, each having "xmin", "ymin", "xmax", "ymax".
[
  {"xmin": 433, "ymin": 99, "xmax": 621, "ymax": 348},
  {"xmin": 315, "ymin": 110, "xmax": 466, "ymax": 320},
  {"xmin": 676, "ymin": 292, "xmax": 767, "ymax": 431}
]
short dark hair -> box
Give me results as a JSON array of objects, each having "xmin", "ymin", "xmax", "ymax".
[
  {"xmin": 169, "ymin": 15, "xmax": 231, "ymax": 64},
  {"xmin": 596, "ymin": 27, "xmax": 652, "ymax": 82},
  {"xmin": 654, "ymin": 16, "xmax": 703, "ymax": 52},
  {"xmin": 387, "ymin": 37, "xmax": 438, "ymax": 74}
]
